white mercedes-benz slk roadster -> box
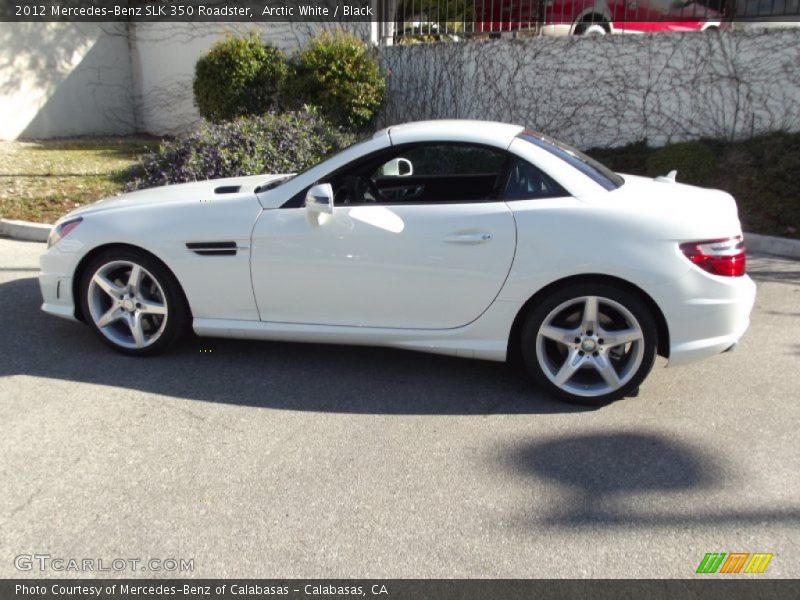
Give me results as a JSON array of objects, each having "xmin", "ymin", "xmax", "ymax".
[{"xmin": 39, "ymin": 120, "xmax": 756, "ymax": 405}]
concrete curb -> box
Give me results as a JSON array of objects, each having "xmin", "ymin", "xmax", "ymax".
[
  {"xmin": 0, "ymin": 218, "xmax": 51, "ymax": 243},
  {"xmin": 2, "ymin": 216, "xmax": 799, "ymax": 259},
  {"xmin": 743, "ymin": 232, "xmax": 800, "ymax": 260}
]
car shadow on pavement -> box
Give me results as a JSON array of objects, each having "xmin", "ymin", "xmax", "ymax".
[
  {"xmin": 0, "ymin": 277, "xmax": 592, "ymax": 415},
  {"xmin": 502, "ymin": 431, "xmax": 800, "ymax": 528},
  {"xmin": 747, "ymin": 254, "xmax": 800, "ymax": 285}
]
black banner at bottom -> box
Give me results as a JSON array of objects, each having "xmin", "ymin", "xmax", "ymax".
[{"xmin": 3, "ymin": 580, "xmax": 800, "ymax": 600}]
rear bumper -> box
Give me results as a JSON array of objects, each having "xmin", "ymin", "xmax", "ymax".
[{"xmin": 659, "ymin": 273, "xmax": 757, "ymax": 367}]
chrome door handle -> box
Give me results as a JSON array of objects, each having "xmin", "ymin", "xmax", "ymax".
[{"xmin": 444, "ymin": 232, "xmax": 493, "ymax": 244}]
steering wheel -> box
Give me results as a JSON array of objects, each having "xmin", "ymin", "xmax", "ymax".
[
  {"xmin": 334, "ymin": 175, "xmax": 384, "ymax": 205},
  {"xmin": 333, "ymin": 182, "xmax": 350, "ymax": 205},
  {"xmin": 355, "ymin": 176, "xmax": 383, "ymax": 203}
]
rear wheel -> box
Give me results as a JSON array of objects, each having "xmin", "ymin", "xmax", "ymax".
[
  {"xmin": 80, "ymin": 248, "xmax": 189, "ymax": 356},
  {"xmin": 574, "ymin": 19, "xmax": 609, "ymax": 35},
  {"xmin": 521, "ymin": 283, "xmax": 657, "ymax": 406}
]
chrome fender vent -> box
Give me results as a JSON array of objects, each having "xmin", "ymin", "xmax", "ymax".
[{"xmin": 186, "ymin": 242, "xmax": 238, "ymax": 256}]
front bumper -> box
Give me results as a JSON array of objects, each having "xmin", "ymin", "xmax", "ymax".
[
  {"xmin": 39, "ymin": 272, "xmax": 77, "ymax": 321},
  {"xmin": 39, "ymin": 243, "xmax": 81, "ymax": 321}
]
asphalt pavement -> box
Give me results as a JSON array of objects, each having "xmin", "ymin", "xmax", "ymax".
[{"xmin": 1, "ymin": 236, "xmax": 798, "ymax": 578}]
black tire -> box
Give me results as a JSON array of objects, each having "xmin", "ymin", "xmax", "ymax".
[
  {"xmin": 574, "ymin": 20, "xmax": 609, "ymax": 36},
  {"xmin": 79, "ymin": 248, "xmax": 190, "ymax": 356},
  {"xmin": 521, "ymin": 282, "xmax": 658, "ymax": 406}
]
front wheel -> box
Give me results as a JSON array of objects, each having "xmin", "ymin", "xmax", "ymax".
[
  {"xmin": 80, "ymin": 248, "xmax": 189, "ymax": 356},
  {"xmin": 521, "ymin": 283, "xmax": 657, "ymax": 406}
]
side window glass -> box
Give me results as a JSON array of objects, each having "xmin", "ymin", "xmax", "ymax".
[
  {"xmin": 367, "ymin": 144, "xmax": 508, "ymax": 204},
  {"xmin": 283, "ymin": 144, "xmax": 513, "ymax": 208},
  {"xmin": 374, "ymin": 144, "xmax": 506, "ymax": 179},
  {"xmin": 502, "ymin": 158, "xmax": 568, "ymax": 200}
]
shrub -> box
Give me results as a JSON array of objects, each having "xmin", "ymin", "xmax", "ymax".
[
  {"xmin": 645, "ymin": 141, "xmax": 717, "ymax": 184},
  {"xmin": 710, "ymin": 132, "xmax": 800, "ymax": 239},
  {"xmin": 193, "ymin": 34, "xmax": 287, "ymax": 122},
  {"xmin": 586, "ymin": 141, "xmax": 650, "ymax": 175},
  {"xmin": 125, "ymin": 110, "xmax": 355, "ymax": 190},
  {"xmin": 286, "ymin": 31, "xmax": 386, "ymax": 131}
]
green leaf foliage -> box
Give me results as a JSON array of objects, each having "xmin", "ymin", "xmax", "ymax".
[
  {"xmin": 193, "ymin": 34, "xmax": 287, "ymax": 122},
  {"xmin": 645, "ymin": 141, "xmax": 717, "ymax": 182},
  {"xmin": 285, "ymin": 31, "xmax": 386, "ymax": 131},
  {"xmin": 125, "ymin": 110, "xmax": 356, "ymax": 190}
]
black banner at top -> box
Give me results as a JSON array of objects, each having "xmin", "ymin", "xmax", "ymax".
[
  {"xmin": 1, "ymin": 0, "xmax": 375, "ymax": 22},
  {"xmin": 2, "ymin": 0, "xmax": 799, "ymax": 23}
]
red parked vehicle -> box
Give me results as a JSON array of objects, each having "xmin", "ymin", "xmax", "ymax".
[{"xmin": 475, "ymin": 0, "xmax": 725, "ymax": 35}]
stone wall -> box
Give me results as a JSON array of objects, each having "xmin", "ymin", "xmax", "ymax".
[
  {"xmin": 4, "ymin": 24, "xmax": 799, "ymax": 147},
  {"xmin": 378, "ymin": 29, "xmax": 800, "ymax": 149}
]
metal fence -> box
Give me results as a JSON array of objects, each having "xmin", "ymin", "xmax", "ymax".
[{"xmin": 383, "ymin": 0, "xmax": 800, "ymax": 42}]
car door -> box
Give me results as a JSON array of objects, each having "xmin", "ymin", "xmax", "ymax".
[{"xmin": 249, "ymin": 143, "xmax": 517, "ymax": 330}]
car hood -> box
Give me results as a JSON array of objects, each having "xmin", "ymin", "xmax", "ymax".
[{"xmin": 60, "ymin": 174, "xmax": 290, "ymax": 222}]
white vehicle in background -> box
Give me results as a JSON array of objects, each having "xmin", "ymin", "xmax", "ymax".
[{"xmin": 39, "ymin": 120, "xmax": 756, "ymax": 405}]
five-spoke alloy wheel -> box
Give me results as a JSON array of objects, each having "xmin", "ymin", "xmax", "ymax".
[
  {"xmin": 80, "ymin": 249, "xmax": 188, "ymax": 355},
  {"xmin": 522, "ymin": 283, "xmax": 657, "ymax": 405}
]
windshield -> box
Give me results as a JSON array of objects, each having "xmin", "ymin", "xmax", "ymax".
[
  {"xmin": 257, "ymin": 133, "xmax": 376, "ymax": 193},
  {"xmin": 517, "ymin": 130, "xmax": 624, "ymax": 191}
]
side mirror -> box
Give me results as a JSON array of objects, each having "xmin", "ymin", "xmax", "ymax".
[
  {"xmin": 305, "ymin": 183, "xmax": 334, "ymax": 214},
  {"xmin": 381, "ymin": 157, "xmax": 413, "ymax": 177}
]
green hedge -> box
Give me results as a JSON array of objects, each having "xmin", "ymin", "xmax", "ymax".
[
  {"xmin": 193, "ymin": 34, "xmax": 287, "ymax": 122},
  {"xmin": 645, "ymin": 141, "xmax": 717, "ymax": 182},
  {"xmin": 285, "ymin": 31, "xmax": 386, "ymax": 130}
]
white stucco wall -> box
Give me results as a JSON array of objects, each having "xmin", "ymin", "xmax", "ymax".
[
  {"xmin": 0, "ymin": 21, "xmax": 369, "ymax": 140},
  {"xmin": 0, "ymin": 22, "xmax": 134, "ymax": 139}
]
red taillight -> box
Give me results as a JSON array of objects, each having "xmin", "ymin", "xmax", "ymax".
[{"xmin": 679, "ymin": 236, "xmax": 746, "ymax": 277}]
